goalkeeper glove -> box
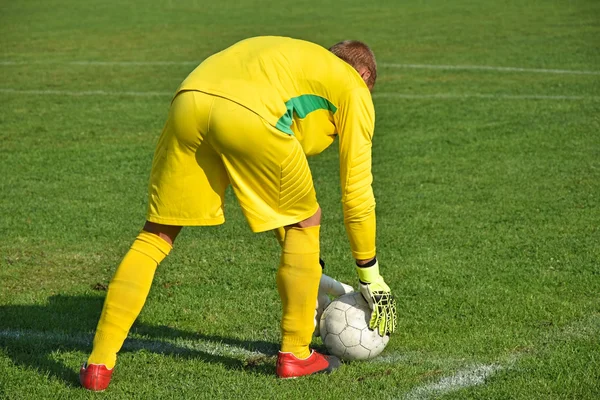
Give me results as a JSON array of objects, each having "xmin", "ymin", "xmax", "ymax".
[
  {"xmin": 314, "ymin": 259, "xmax": 354, "ymax": 336},
  {"xmin": 356, "ymin": 258, "xmax": 397, "ymax": 336}
]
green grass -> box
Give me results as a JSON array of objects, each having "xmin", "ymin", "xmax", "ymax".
[{"xmin": 1, "ymin": 0, "xmax": 599, "ymax": 398}]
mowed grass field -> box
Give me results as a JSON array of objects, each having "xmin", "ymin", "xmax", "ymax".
[{"xmin": 1, "ymin": 0, "xmax": 599, "ymax": 398}]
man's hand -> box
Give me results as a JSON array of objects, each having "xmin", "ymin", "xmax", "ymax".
[
  {"xmin": 356, "ymin": 258, "xmax": 397, "ymax": 336},
  {"xmin": 314, "ymin": 267, "xmax": 355, "ymax": 336}
]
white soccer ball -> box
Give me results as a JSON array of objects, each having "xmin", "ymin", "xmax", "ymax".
[{"xmin": 319, "ymin": 291, "xmax": 389, "ymax": 361}]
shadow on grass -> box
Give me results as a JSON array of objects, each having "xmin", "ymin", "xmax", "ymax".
[{"xmin": 0, "ymin": 295, "xmax": 279, "ymax": 387}]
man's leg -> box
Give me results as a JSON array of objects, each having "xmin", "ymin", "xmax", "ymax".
[
  {"xmin": 204, "ymin": 95, "xmax": 339, "ymax": 377},
  {"xmin": 277, "ymin": 208, "xmax": 322, "ymax": 359},
  {"xmin": 81, "ymin": 222, "xmax": 181, "ymax": 390},
  {"xmin": 276, "ymin": 209, "xmax": 340, "ymax": 378}
]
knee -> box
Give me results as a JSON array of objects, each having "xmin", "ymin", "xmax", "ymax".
[
  {"xmin": 142, "ymin": 221, "xmax": 182, "ymax": 246},
  {"xmin": 291, "ymin": 207, "xmax": 321, "ymax": 228}
]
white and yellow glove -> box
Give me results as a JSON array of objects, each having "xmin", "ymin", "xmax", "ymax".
[
  {"xmin": 356, "ymin": 258, "xmax": 397, "ymax": 336},
  {"xmin": 314, "ymin": 259, "xmax": 354, "ymax": 336}
]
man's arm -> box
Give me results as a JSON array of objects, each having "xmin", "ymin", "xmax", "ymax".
[
  {"xmin": 335, "ymin": 87, "xmax": 397, "ymax": 336},
  {"xmin": 335, "ymin": 87, "xmax": 377, "ymax": 262}
]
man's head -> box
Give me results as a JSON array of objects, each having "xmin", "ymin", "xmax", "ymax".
[{"xmin": 329, "ymin": 40, "xmax": 377, "ymax": 91}]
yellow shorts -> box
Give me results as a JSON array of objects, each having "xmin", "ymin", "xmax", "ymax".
[{"xmin": 146, "ymin": 90, "xmax": 319, "ymax": 232}]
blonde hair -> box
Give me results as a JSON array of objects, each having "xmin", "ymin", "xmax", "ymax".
[{"xmin": 329, "ymin": 40, "xmax": 377, "ymax": 88}]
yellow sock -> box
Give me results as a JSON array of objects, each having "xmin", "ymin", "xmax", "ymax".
[
  {"xmin": 88, "ymin": 231, "xmax": 172, "ymax": 368},
  {"xmin": 276, "ymin": 226, "xmax": 321, "ymax": 359}
]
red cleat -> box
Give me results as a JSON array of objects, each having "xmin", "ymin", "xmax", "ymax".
[
  {"xmin": 79, "ymin": 363, "xmax": 114, "ymax": 391},
  {"xmin": 276, "ymin": 350, "xmax": 340, "ymax": 378}
]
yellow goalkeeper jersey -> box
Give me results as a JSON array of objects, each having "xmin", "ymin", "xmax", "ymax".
[{"xmin": 177, "ymin": 36, "xmax": 376, "ymax": 260}]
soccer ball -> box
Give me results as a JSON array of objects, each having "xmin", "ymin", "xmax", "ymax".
[{"xmin": 319, "ymin": 291, "xmax": 389, "ymax": 361}]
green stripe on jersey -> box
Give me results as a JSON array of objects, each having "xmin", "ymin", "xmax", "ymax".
[{"xmin": 276, "ymin": 94, "xmax": 338, "ymax": 135}]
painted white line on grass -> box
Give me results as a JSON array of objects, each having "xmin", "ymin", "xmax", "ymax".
[
  {"xmin": 375, "ymin": 351, "xmax": 466, "ymax": 368},
  {"xmin": 71, "ymin": 61, "xmax": 198, "ymax": 66},
  {"xmin": 403, "ymin": 363, "xmax": 504, "ymax": 400},
  {"xmin": 2, "ymin": 59, "xmax": 599, "ymax": 75},
  {"xmin": 1, "ymin": 88, "xmax": 597, "ymax": 101},
  {"xmin": 373, "ymin": 93, "xmax": 600, "ymax": 101},
  {"xmin": 381, "ymin": 63, "xmax": 600, "ymax": 76},
  {"xmin": 0, "ymin": 328, "xmax": 269, "ymax": 359},
  {"xmin": 0, "ymin": 328, "xmax": 461, "ymax": 369},
  {"xmin": 0, "ymin": 60, "xmax": 197, "ymax": 66},
  {"xmin": 0, "ymin": 329, "xmax": 509, "ymax": 400},
  {"xmin": 0, "ymin": 88, "xmax": 172, "ymax": 97},
  {"xmin": 0, "ymin": 327, "xmax": 467, "ymax": 371},
  {"xmin": 0, "ymin": 328, "xmax": 432, "ymax": 367}
]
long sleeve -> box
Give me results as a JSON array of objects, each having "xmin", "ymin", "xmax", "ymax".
[{"xmin": 335, "ymin": 87, "xmax": 376, "ymax": 260}]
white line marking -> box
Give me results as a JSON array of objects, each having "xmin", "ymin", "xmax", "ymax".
[
  {"xmin": 0, "ymin": 328, "xmax": 271, "ymax": 359},
  {"xmin": 0, "ymin": 88, "xmax": 172, "ymax": 97},
  {"xmin": 373, "ymin": 93, "xmax": 600, "ymax": 101},
  {"xmin": 375, "ymin": 352, "xmax": 465, "ymax": 368},
  {"xmin": 403, "ymin": 364, "xmax": 504, "ymax": 400},
  {"xmin": 0, "ymin": 328, "xmax": 513, "ymax": 400},
  {"xmin": 2, "ymin": 60, "xmax": 599, "ymax": 75},
  {"xmin": 71, "ymin": 61, "xmax": 197, "ymax": 66},
  {"xmin": 381, "ymin": 63, "xmax": 600, "ymax": 76},
  {"xmin": 0, "ymin": 60, "xmax": 197, "ymax": 66},
  {"xmin": 1, "ymin": 88, "xmax": 597, "ymax": 101},
  {"xmin": 0, "ymin": 328, "xmax": 457, "ymax": 369}
]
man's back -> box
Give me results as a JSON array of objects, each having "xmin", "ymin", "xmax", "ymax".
[
  {"xmin": 179, "ymin": 36, "xmax": 377, "ymax": 260},
  {"xmin": 177, "ymin": 36, "xmax": 369, "ymax": 139}
]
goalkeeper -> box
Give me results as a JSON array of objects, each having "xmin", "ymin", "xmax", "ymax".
[{"xmin": 80, "ymin": 36, "xmax": 397, "ymax": 391}]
